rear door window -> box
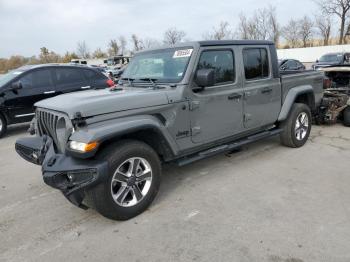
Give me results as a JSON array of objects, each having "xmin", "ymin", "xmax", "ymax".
[
  {"xmin": 20, "ymin": 69, "xmax": 54, "ymax": 89},
  {"xmin": 55, "ymin": 68, "xmax": 85, "ymax": 84},
  {"xmin": 243, "ymin": 48, "xmax": 269, "ymax": 80},
  {"xmin": 83, "ymin": 69, "xmax": 106, "ymax": 80},
  {"xmin": 197, "ymin": 50, "xmax": 235, "ymax": 85}
]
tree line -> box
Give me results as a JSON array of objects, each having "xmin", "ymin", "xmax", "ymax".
[{"xmin": 1, "ymin": 0, "xmax": 350, "ymax": 73}]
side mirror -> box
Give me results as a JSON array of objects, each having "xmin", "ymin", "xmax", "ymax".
[
  {"xmin": 11, "ymin": 81, "xmax": 22, "ymax": 91},
  {"xmin": 316, "ymin": 59, "xmax": 319, "ymax": 63},
  {"xmin": 195, "ymin": 69, "xmax": 215, "ymax": 88}
]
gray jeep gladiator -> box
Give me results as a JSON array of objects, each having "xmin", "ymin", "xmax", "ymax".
[{"xmin": 15, "ymin": 40, "xmax": 324, "ymax": 220}]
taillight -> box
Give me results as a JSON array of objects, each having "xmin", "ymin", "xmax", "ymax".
[
  {"xmin": 106, "ymin": 79, "xmax": 115, "ymax": 87},
  {"xmin": 323, "ymin": 78, "xmax": 332, "ymax": 89}
]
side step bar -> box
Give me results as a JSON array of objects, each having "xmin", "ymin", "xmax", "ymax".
[{"xmin": 176, "ymin": 128, "xmax": 282, "ymax": 166}]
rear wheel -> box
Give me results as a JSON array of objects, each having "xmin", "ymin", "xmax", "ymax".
[
  {"xmin": 88, "ymin": 140, "xmax": 161, "ymax": 220},
  {"xmin": 0, "ymin": 114, "xmax": 7, "ymax": 138},
  {"xmin": 343, "ymin": 106, "xmax": 350, "ymax": 127},
  {"xmin": 280, "ymin": 103, "xmax": 312, "ymax": 148}
]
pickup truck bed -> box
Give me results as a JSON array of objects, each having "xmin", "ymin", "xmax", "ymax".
[{"xmin": 280, "ymin": 70, "xmax": 324, "ymax": 106}]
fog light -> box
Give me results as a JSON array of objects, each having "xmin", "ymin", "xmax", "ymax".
[{"xmin": 68, "ymin": 141, "xmax": 99, "ymax": 153}]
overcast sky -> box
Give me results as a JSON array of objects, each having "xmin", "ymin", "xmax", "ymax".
[{"xmin": 0, "ymin": 0, "xmax": 319, "ymax": 58}]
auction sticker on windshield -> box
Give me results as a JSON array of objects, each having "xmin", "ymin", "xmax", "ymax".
[{"xmin": 173, "ymin": 49, "xmax": 193, "ymax": 58}]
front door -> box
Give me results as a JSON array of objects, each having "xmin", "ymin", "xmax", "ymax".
[
  {"xmin": 5, "ymin": 68, "xmax": 56, "ymax": 122},
  {"xmin": 242, "ymin": 47, "xmax": 281, "ymax": 129},
  {"xmin": 190, "ymin": 48, "xmax": 244, "ymax": 144}
]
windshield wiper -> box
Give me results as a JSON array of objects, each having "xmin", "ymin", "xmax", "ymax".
[
  {"xmin": 137, "ymin": 78, "xmax": 167, "ymax": 89},
  {"xmin": 120, "ymin": 77, "xmax": 135, "ymax": 86}
]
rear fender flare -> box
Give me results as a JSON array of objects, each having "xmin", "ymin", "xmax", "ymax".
[{"xmin": 278, "ymin": 85, "xmax": 315, "ymax": 121}]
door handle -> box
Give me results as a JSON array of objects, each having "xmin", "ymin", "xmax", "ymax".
[
  {"xmin": 81, "ymin": 86, "xmax": 91, "ymax": 89},
  {"xmin": 228, "ymin": 93, "xmax": 242, "ymax": 100},
  {"xmin": 44, "ymin": 91, "xmax": 55, "ymax": 94},
  {"xmin": 261, "ymin": 88, "xmax": 272, "ymax": 94}
]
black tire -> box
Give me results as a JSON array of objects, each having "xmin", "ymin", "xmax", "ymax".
[
  {"xmin": 88, "ymin": 140, "xmax": 161, "ymax": 220},
  {"xmin": 0, "ymin": 114, "xmax": 7, "ymax": 138},
  {"xmin": 280, "ymin": 103, "xmax": 312, "ymax": 148},
  {"xmin": 343, "ymin": 106, "xmax": 350, "ymax": 127}
]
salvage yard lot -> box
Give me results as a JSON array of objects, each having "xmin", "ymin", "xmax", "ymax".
[{"xmin": 1, "ymin": 124, "xmax": 350, "ymax": 262}]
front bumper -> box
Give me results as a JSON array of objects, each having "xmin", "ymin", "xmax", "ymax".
[{"xmin": 15, "ymin": 136, "xmax": 108, "ymax": 208}]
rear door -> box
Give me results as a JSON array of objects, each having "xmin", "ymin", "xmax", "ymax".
[
  {"xmin": 53, "ymin": 67, "xmax": 90, "ymax": 94},
  {"xmin": 242, "ymin": 47, "xmax": 281, "ymax": 129},
  {"xmin": 5, "ymin": 68, "xmax": 56, "ymax": 122},
  {"xmin": 82, "ymin": 68, "xmax": 108, "ymax": 88}
]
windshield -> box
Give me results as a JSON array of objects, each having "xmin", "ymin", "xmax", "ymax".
[
  {"xmin": 319, "ymin": 54, "xmax": 343, "ymax": 63},
  {"xmin": 0, "ymin": 70, "xmax": 24, "ymax": 86},
  {"xmin": 122, "ymin": 47, "xmax": 193, "ymax": 83}
]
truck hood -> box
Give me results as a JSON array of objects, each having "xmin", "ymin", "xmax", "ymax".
[{"xmin": 35, "ymin": 87, "xmax": 169, "ymax": 119}]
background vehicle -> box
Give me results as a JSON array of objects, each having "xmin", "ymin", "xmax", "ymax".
[
  {"xmin": 279, "ymin": 59, "xmax": 305, "ymax": 71},
  {"xmin": 313, "ymin": 52, "xmax": 350, "ymax": 70},
  {"xmin": 105, "ymin": 55, "xmax": 131, "ymax": 78},
  {"xmin": 317, "ymin": 66, "xmax": 350, "ymax": 126},
  {"xmin": 0, "ymin": 64, "xmax": 114, "ymax": 137},
  {"xmin": 70, "ymin": 59, "xmax": 87, "ymax": 65},
  {"xmin": 16, "ymin": 40, "xmax": 323, "ymax": 220}
]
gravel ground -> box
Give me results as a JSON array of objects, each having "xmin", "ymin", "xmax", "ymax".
[{"xmin": 0, "ymin": 124, "xmax": 350, "ymax": 262}]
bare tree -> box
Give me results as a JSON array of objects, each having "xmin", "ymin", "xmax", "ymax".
[
  {"xmin": 317, "ymin": 0, "xmax": 350, "ymax": 44},
  {"xmin": 237, "ymin": 14, "xmax": 260, "ymax": 40},
  {"xmin": 254, "ymin": 9, "xmax": 270, "ymax": 40},
  {"xmin": 108, "ymin": 39, "xmax": 119, "ymax": 56},
  {"xmin": 131, "ymin": 34, "xmax": 144, "ymax": 51},
  {"xmin": 118, "ymin": 36, "xmax": 127, "ymax": 55},
  {"xmin": 282, "ymin": 19, "xmax": 300, "ymax": 48},
  {"xmin": 237, "ymin": 14, "xmax": 249, "ymax": 39},
  {"xmin": 163, "ymin": 27, "xmax": 186, "ymax": 45},
  {"xmin": 76, "ymin": 41, "xmax": 90, "ymax": 59},
  {"xmin": 236, "ymin": 6, "xmax": 280, "ymax": 44},
  {"xmin": 267, "ymin": 5, "xmax": 280, "ymax": 45},
  {"xmin": 315, "ymin": 15, "xmax": 332, "ymax": 45},
  {"xmin": 204, "ymin": 21, "xmax": 232, "ymax": 40},
  {"xmin": 299, "ymin": 16, "xmax": 314, "ymax": 47},
  {"xmin": 143, "ymin": 38, "xmax": 161, "ymax": 49}
]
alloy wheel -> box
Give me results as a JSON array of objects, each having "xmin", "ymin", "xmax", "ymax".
[{"xmin": 110, "ymin": 157, "xmax": 152, "ymax": 207}]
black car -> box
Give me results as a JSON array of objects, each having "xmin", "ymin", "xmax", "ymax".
[
  {"xmin": 279, "ymin": 59, "xmax": 306, "ymax": 71},
  {"xmin": 312, "ymin": 52, "xmax": 350, "ymax": 70},
  {"xmin": 0, "ymin": 64, "xmax": 114, "ymax": 137}
]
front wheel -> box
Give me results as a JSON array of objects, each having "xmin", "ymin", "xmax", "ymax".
[
  {"xmin": 280, "ymin": 103, "xmax": 312, "ymax": 148},
  {"xmin": 88, "ymin": 140, "xmax": 161, "ymax": 220}
]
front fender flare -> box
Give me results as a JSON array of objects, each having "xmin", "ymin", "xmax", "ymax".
[{"xmin": 69, "ymin": 115, "xmax": 179, "ymax": 156}]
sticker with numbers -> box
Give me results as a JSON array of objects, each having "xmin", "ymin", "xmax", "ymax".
[{"xmin": 173, "ymin": 49, "xmax": 193, "ymax": 58}]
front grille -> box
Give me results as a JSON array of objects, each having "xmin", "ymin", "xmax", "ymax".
[{"xmin": 36, "ymin": 108, "xmax": 72, "ymax": 152}]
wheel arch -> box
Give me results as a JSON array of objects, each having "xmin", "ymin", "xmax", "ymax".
[
  {"xmin": 98, "ymin": 127, "xmax": 176, "ymax": 162},
  {"xmin": 278, "ymin": 85, "xmax": 315, "ymax": 122},
  {"xmin": 69, "ymin": 115, "xmax": 179, "ymax": 162}
]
